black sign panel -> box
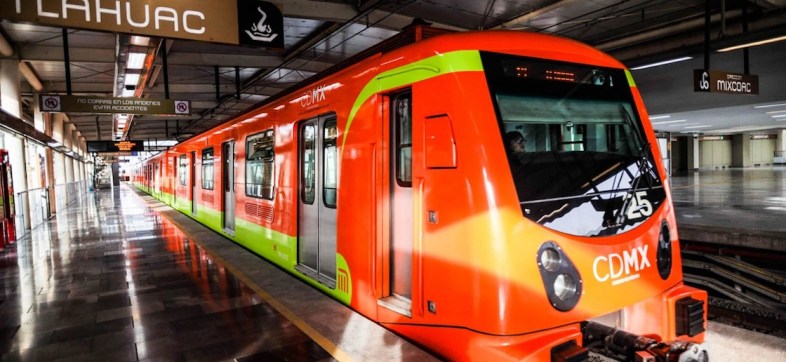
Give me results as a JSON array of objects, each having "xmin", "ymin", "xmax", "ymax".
[
  {"xmin": 88, "ymin": 140, "xmax": 145, "ymax": 153},
  {"xmin": 237, "ymin": 0, "xmax": 284, "ymax": 48},
  {"xmin": 694, "ymin": 69, "xmax": 759, "ymax": 95}
]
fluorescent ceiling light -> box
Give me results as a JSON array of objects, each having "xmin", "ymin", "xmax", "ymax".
[
  {"xmin": 653, "ymin": 119, "xmax": 687, "ymax": 125},
  {"xmin": 754, "ymin": 103, "xmax": 786, "ymax": 109},
  {"xmin": 772, "ymin": 114, "xmax": 786, "ymax": 118},
  {"xmin": 125, "ymin": 74, "xmax": 140, "ymax": 86},
  {"xmin": 717, "ymin": 35, "xmax": 786, "ymax": 52},
  {"xmin": 684, "ymin": 125, "xmax": 712, "ymax": 129},
  {"xmin": 630, "ymin": 57, "xmax": 692, "ymax": 70},
  {"xmin": 121, "ymin": 88, "xmax": 135, "ymax": 97},
  {"xmin": 129, "ymin": 36, "xmax": 149, "ymax": 46},
  {"xmin": 766, "ymin": 110, "xmax": 786, "ymax": 114},
  {"xmin": 127, "ymin": 52, "xmax": 146, "ymax": 69},
  {"xmin": 649, "ymin": 115, "xmax": 671, "ymax": 120}
]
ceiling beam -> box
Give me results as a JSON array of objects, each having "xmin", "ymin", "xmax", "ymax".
[{"xmin": 16, "ymin": 45, "xmax": 114, "ymax": 63}]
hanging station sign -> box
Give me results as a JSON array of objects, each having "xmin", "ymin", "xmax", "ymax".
[
  {"xmin": 694, "ymin": 69, "xmax": 759, "ymax": 95},
  {"xmin": 40, "ymin": 95, "xmax": 191, "ymax": 115},
  {"xmin": 0, "ymin": 0, "xmax": 283, "ymax": 47},
  {"xmin": 87, "ymin": 140, "xmax": 145, "ymax": 153}
]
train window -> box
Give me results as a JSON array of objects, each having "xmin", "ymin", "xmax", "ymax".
[
  {"xmin": 301, "ymin": 124, "xmax": 316, "ymax": 204},
  {"xmin": 395, "ymin": 93, "xmax": 412, "ymax": 186},
  {"xmin": 201, "ymin": 148, "xmax": 214, "ymax": 190},
  {"xmin": 178, "ymin": 155, "xmax": 187, "ymax": 186},
  {"xmin": 323, "ymin": 119, "xmax": 338, "ymax": 208},
  {"xmin": 483, "ymin": 52, "xmax": 665, "ymax": 237},
  {"xmin": 246, "ymin": 130, "xmax": 275, "ymax": 200}
]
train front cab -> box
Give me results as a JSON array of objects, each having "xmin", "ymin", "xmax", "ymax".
[{"xmin": 367, "ymin": 34, "xmax": 708, "ymax": 361}]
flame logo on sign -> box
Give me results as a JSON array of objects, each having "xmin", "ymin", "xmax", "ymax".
[{"xmin": 245, "ymin": 7, "xmax": 278, "ymax": 42}]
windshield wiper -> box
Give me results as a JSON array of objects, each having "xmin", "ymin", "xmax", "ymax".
[{"xmin": 612, "ymin": 104, "xmax": 655, "ymax": 225}]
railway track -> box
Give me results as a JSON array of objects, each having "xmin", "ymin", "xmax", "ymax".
[{"xmin": 681, "ymin": 241, "xmax": 786, "ymax": 338}]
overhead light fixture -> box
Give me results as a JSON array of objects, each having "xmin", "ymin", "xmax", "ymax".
[
  {"xmin": 717, "ymin": 35, "xmax": 786, "ymax": 52},
  {"xmin": 754, "ymin": 103, "xmax": 786, "ymax": 109},
  {"xmin": 766, "ymin": 110, "xmax": 786, "ymax": 114},
  {"xmin": 772, "ymin": 114, "xmax": 786, "ymax": 118},
  {"xmin": 121, "ymin": 88, "xmax": 135, "ymax": 97},
  {"xmin": 649, "ymin": 115, "xmax": 671, "ymax": 120},
  {"xmin": 127, "ymin": 52, "xmax": 146, "ymax": 69},
  {"xmin": 684, "ymin": 125, "xmax": 712, "ymax": 129},
  {"xmin": 129, "ymin": 36, "xmax": 150, "ymax": 46},
  {"xmin": 125, "ymin": 73, "xmax": 140, "ymax": 86},
  {"xmin": 653, "ymin": 119, "xmax": 687, "ymax": 125},
  {"xmin": 630, "ymin": 57, "xmax": 692, "ymax": 70}
]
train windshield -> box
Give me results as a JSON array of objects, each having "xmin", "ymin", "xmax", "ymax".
[{"xmin": 481, "ymin": 52, "xmax": 666, "ymax": 237}]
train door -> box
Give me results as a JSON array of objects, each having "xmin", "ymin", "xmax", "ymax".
[
  {"xmin": 222, "ymin": 141, "xmax": 235, "ymax": 233},
  {"xmin": 380, "ymin": 90, "xmax": 414, "ymax": 316},
  {"xmin": 154, "ymin": 162, "xmax": 160, "ymax": 196},
  {"xmin": 296, "ymin": 114, "xmax": 338, "ymax": 287},
  {"xmin": 173, "ymin": 156, "xmax": 178, "ymax": 205},
  {"xmin": 190, "ymin": 151, "xmax": 197, "ymax": 215}
]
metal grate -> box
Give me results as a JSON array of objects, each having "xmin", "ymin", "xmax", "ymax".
[{"xmin": 245, "ymin": 202, "xmax": 273, "ymax": 223}]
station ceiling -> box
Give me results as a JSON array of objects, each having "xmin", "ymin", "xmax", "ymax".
[{"xmin": 2, "ymin": 0, "xmax": 786, "ymax": 145}]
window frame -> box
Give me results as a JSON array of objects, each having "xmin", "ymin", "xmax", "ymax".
[
  {"xmin": 245, "ymin": 129, "xmax": 276, "ymax": 200},
  {"xmin": 178, "ymin": 154, "xmax": 188, "ymax": 186},
  {"xmin": 393, "ymin": 92, "xmax": 412, "ymax": 188},
  {"xmin": 322, "ymin": 118, "xmax": 338, "ymax": 208},
  {"xmin": 201, "ymin": 147, "xmax": 214, "ymax": 190}
]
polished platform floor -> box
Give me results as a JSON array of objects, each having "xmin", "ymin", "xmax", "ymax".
[
  {"xmin": 0, "ymin": 185, "xmax": 433, "ymax": 361},
  {"xmin": 670, "ymin": 166, "xmax": 786, "ymax": 251}
]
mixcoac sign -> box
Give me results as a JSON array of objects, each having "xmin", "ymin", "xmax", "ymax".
[
  {"xmin": 694, "ymin": 69, "xmax": 759, "ymax": 95},
  {"xmin": 0, "ymin": 0, "xmax": 283, "ymax": 47}
]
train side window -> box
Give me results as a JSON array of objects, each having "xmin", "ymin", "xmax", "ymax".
[
  {"xmin": 246, "ymin": 130, "xmax": 275, "ymax": 200},
  {"xmin": 201, "ymin": 148, "xmax": 214, "ymax": 190},
  {"xmin": 395, "ymin": 93, "xmax": 412, "ymax": 186},
  {"xmin": 301, "ymin": 124, "xmax": 316, "ymax": 204},
  {"xmin": 178, "ymin": 154, "xmax": 188, "ymax": 186},
  {"xmin": 323, "ymin": 119, "xmax": 338, "ymax": 208}
]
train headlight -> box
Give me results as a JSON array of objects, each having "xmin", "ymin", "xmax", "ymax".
[
  {"xmin": 657, "ymin": 220, "xmax": 672, "ymax": 280},
  {"xmin": 540, "ymin": 247, "xmax": 561, "ymax": 272},
  {"xmin": 553, "ymin": 274, "xmax": 578, "ymax": 300},
  {"xmin": 537, "ymin": 241, "xmax": 582, "ymax": 311}
]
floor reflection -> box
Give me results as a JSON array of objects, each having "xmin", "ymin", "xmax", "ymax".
[
  {"xmin": 0, "ymin": 186, "xmax": 334, "ymax": 361},
  {"xmin": 669, "ymin": 167, "xmax": 786, "ymax": 232}
]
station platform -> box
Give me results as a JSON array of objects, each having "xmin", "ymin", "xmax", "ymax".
[
  {"xmin": 670, "ymin": 166, "xmax": 786, "ymax": 252},
  {"xmin": 0, "ymin": 180, "xmax": 784, "ymax": 361},
  {"xmin": 0, "ymin": 185, "xmax": 436, "ymax": 361}
]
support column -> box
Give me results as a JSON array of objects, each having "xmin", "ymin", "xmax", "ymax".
[
  {"xmin": 0, "ymin": 58, "xmax": 31, "ymax": 235},
  {"xmin": 687, "ymin": 135, "xmax": 700, "ymax": 171},
  {"xmin": 0, "ymin": 59, "xmax": 21, "ymax": 117},
  {"xmin": 64, "ymin": 124, "xmax": 75, "ymax": 184},
  {"xmin": 776, "ymin": 130, "xmax": 786, "ymax": 163},
  {"xmin": 732, "ymin": 133, "xmax": 751, "ymax": 167}
]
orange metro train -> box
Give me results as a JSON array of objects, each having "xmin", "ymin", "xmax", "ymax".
[{"xmin": 134, "ymin": 26, "xmax": 709, "ymax": 361}]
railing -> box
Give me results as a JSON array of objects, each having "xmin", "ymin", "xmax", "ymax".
[
  {"xmin": 13, "ymin": 187, "xmax": 49, "ymax": 240},
  {"xmin": 14, "ymin": 180, "xmax": 88, "ymax": 240}
]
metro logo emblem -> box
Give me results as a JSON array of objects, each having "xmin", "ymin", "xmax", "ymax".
[{"xmin": 593, "ymin": 245, "xmax": 651, "ymax": 286}]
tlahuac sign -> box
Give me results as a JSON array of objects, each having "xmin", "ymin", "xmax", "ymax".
[
  {"xmin": 39, "ymin": 95, "xmax": 191, "ymax": 115},
  {"xmin": 0, "ymin": 0, "xmax": 283, "ymax": 47},
  {"xmin": 694, "ymin": 69, "xmax": 759, "ymax": 95}
]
